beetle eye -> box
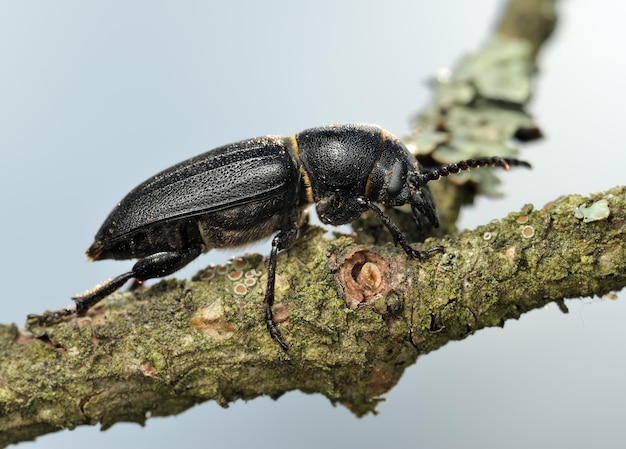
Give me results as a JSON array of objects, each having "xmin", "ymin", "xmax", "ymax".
[{"xmin": 387, "ymin": 161, "xmax": 407, "ymax": 197}]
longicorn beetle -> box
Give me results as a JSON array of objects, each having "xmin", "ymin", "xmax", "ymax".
[{"xmin": 29, "ymin": 124, "xmax": 530, "ymax": 350}]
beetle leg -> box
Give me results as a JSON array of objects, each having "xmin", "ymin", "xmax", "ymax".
[
  {"xmin": 27, "ymin": 307, "xmax": 79, "ymax": 324},
  {"xmin": 28, "ymin": 245, "xmax": 203, "ymax": 325},
  {"xmin": 73, "ymin": 272, "xmax": 135, "ymax": 315},
  {"xmin": 265, "ymin": 226, "xmax": 298, "ymax": 351},
  {"xmin": 130, "ymin": 245, "xmax": 203, "ymax": 283},
  {"xmin": 73, "ymin": 245, "xmax": 203, "ymax": 315},
  {"xmin": 26, "ymin": 272, "xmax": 135, "ymax": 324},
  {"xmin": 356, "ymin": 197, "xmax": 444, "ymax": 260}
]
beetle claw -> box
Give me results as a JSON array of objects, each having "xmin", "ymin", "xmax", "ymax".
[
  {"xmin": 409, "ymin": 245, "xmax": 445, "ymax": 261},
  {"xmin": 267, "ymin": 322, "xmax": 289, "ymax": 351}
]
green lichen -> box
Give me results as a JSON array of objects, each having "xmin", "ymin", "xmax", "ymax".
[{"xmin": 573, "ymin": 199, "xmax": 610, "ymax": 223}]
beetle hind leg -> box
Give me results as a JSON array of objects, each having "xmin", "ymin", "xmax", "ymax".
[
  {"xmin": 74, "ymin": 245, "xmax": 203, "ymax": 315},
  {"xmin": 130, "ymin": 245, "xmax": 203, "ymax": 283},
  {"xmin": 73, "ymin": 272, "xmax": 135, "ymax": 315},
  {"xmin": 26, "ymin": 272, "xmax": 135, "ymax": 325},
  {"xmin": 28, "ymin": 245, "xmax": 203, "ymax": 325}
]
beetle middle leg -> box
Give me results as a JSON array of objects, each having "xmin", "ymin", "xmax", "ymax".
[
  {"xmin": 356, "ymin": 197, "xmax": 444, "ymax": 260},
  {"xmin": 264, "ymin": 226, "xmax": 298, "ymax": 351}
]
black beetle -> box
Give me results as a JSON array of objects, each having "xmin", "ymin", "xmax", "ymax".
[{"xmin": 30, "ymin": 124, "xmax": 529, "ymax": 350}]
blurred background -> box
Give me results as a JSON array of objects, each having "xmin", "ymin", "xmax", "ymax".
[{"xmin": 1, "ymin": 1, "xmax": 624, "ymax": 448}]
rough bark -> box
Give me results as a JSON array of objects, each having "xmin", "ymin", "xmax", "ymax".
[
  {"xmin": 7, "ymin": 1, "xmax": 620, "ymax": 448},
  {"xmin": 2, "ymin": 186, "xmax": 624, "ymax": 447}
]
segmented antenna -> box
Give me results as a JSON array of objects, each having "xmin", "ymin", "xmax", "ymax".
[{"xmin": 411, "ymin": 157, "xmax": 531, "ymax": 187}]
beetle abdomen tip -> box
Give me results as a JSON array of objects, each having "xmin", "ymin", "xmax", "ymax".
[{"xmin": 86, "ymin": 241, "xmax": 105, "ymax": 260}]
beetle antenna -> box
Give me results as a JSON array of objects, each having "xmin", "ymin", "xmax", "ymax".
[{"xmin": 411, "ymin": 157, "xmax": 531, "ymax": 187}]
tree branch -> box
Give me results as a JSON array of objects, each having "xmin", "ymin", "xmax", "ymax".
[
  {"xmin": 8, "ymin": 1, "xmax": 619, "ymax": 447},
  {"xmin": 1, "ymin": 186, "xmax": 625, "ymax": 447}
]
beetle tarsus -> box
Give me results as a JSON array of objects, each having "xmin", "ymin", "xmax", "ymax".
[
  {"xmin": 27, "ymin": 308, "xmax": 76, "ymax": 325},
  {"xmin": 266, "ymin": 317, "xmax": 289, "ymax": 351},
  {"xmin": 409, "ymin": 245, "xmax": 445, "ymax": 261}
]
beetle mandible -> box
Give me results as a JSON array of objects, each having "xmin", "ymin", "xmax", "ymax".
[{"xmin": 29, "ymin": 124, "xmax": 530, "ymax": 350}]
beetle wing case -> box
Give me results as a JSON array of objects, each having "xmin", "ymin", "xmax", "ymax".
[{"xmin": 88, "ymin": 136, "xmax": 301, "ymax": 260}]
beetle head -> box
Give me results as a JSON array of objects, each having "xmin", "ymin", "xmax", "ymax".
[{"xmin": 368, "ymin": 134, "xmax": 441, "ymax": 230}]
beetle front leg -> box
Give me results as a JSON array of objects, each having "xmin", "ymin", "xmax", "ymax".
[
  {"xmin": 356, "ymin": 197, "xmax": 444, "ymax": 260},
  {"xmin": 264, "ymin": 226, "xmax": 298, "ymax": 351}
]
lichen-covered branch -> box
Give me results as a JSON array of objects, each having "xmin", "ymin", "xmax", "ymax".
[
  {"xmin": 1, "ymin": 186, "xmax": 625, "ymax": 447},
  {"xmin": 403, "ymin": 0, "xmax": 556, "ymax": 235},
  {"xmin": 1, "ymin": 0, "xmax": 585, "ymax": 447}
]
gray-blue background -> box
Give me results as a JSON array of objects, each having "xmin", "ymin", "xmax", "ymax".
[{"xmin": 1, "ymin": 1, "xmax": 624, "ymax": 448}]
